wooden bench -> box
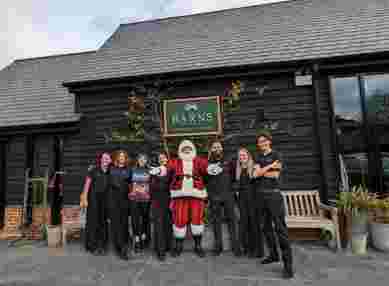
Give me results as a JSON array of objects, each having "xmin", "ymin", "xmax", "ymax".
[{"xmin": 281, "ymin": 190, "xmax": 341, "ymax": 250}]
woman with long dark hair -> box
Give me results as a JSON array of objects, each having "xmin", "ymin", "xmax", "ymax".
[
  {"xmin": 150, "ymin": 152, "xmax": 172, "ymax": 261},
  {"xmin": 80, "ymin": 152, "xmax": 111, "ymax": 256},
  {"xmin": 108, "ymin": 150, "xmax": 131, "ymax": 260}
]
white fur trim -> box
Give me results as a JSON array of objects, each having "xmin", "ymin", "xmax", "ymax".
[
  {"xmin": 191, "ymin": 224, "xmax": 204, "ymax": 236},
  {"xmin": 182, "ymin": 160, "xmax": 193, "ymax": 176},
  {"xmin": 173, "ymin": 225, "xmax": 187, "ymax": 239},
  {"xmin": 170, "ymin": 188, "xmax": 207, "ymax": 199}
]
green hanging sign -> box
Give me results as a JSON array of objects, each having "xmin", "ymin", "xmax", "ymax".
[{"xmin": 163, "ymin": 96, "xmax": 223, "ymax": 137}]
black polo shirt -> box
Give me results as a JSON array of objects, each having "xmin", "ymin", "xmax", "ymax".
[{"xmin": 254, "ymin": 150, "xmax": 282, "ymax": 190}]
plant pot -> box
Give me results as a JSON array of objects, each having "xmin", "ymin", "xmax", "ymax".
[
  {"xmin": 351, "ymin": 233, "xmax": 368, "ymax": 255},
  {"xmin": 370, "ymin": 222, "xmax": 389, "ymax": 252},
  {"xmin": 327, "ymin": 238, "xmax": 337, "ymax": 250},
  {"xmin": 47, "ymin": 225, "xmax": 62, "ymax": 248},
  {"xmin": 338, "ymin": 210, "xmax": 352, "ymax": 249},
  {"xmin": 351, "ymin": 210, "xmax": 369, "ymax": 235}
]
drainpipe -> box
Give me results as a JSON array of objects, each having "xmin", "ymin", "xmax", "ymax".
[{"xmin": 312, "ymin": 63, "xmax": 329, "ymax": 203}]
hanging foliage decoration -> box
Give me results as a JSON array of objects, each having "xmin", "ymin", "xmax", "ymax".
[
  {"xmin": 111, "ymin": 95, "xmax": 145, "ymax": 142},
  {"xmin": 224, "ymin": 80, "xmax": 243, "ymax": 111}
]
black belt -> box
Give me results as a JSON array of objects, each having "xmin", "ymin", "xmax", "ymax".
[{"xmin": 177, "ymin": 175, "xmax": 200, "ymax": 180}]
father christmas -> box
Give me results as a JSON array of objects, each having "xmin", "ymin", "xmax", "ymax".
[{"xmin": 166, "ymin": 140, "xmax": 208, "ymax": 257}]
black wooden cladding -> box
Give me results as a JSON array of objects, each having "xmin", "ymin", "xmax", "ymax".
[
  {"xmin": 5, "ymin": 136, "xmax": 26, "ymax": 205},
  {"xmin": 58, "ymin": 72, "xmax": 333, "ymax": 205}
]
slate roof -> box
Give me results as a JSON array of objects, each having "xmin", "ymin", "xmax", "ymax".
[
  {"xmin": 66, "ymin": 0, "xmax": 389, "ymax": 84},
  {"xmin": 0, "ymin": 51, "xmax": 95, "ymax": 128}
]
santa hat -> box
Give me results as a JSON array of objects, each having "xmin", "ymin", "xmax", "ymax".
[{"xmin": 178, "ymin": 140, "xmax": 197, "ymax": 157}]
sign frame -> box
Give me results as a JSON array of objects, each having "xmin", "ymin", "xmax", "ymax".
[{"xmin": 162, "ymin": 96, "xmax": 223, "ymax": 137}]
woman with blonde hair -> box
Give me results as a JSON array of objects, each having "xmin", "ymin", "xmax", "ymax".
[{"xmin": 236, "ymin": 147, "xmax": 263, "ymax": 258}]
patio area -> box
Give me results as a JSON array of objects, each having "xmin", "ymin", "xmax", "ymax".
[{"xmin": 1, "ymin": 240, "xmax": 389, "ymax": 286}]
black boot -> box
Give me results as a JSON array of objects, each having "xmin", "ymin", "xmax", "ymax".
[
  {"xmin": 134, "ymin": 241, "xmax": 141, "ymax": 253},
  {"xmin": 119, "ymin": 247, "xmax": 129, "ymax": 261},
  {"xmin": 283, "ymin": 264, "xmax": 294, "ymax": 279},
  {"xmin": 171, "ymin": 239, "xmax": 184, "ymax": 257},
  {"xmin": 261, "ymin": 255, "xmax": 280, "ymax": 264},
  {"xmin": 227, "ymin": 221, "xmax": 241, "ymax": 257},
  {"xmin": 193, "ymin": 236, "xmax": 205, "ymax": 258},
  {"xmin": 212, "ymin": 243, "xmax": 222, "ymax": 256}
]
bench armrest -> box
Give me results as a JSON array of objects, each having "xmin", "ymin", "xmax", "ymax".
[{"xmin": 319, "ymin": 203, "xmax": 338, "ymax": 217}]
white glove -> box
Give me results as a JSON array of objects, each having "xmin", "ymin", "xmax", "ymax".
[
  {"xmin": 207, "ymin": 163, "xmax": 223, "ymax": 176},
  {"xmin": 149, "ymin": 167, "xmax": 161, "ymax": 176},
  {"xmin": 149, "ymin": 166, "xmax": 167, "ymax": 176}
]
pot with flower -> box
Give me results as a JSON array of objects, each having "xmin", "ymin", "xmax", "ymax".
[
  {"xmin": 369, "ymin": 196, "xmax": 389, "ymax": 252},
  {"xmin": 335, "ymin": 191, "xmax": 353, "ymax": 249},
  {"xmin": 349, "ymin": 185, "xmax": 374, "ymax": 255}
]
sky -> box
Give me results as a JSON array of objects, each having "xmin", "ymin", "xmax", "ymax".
[{"xmin": 0, "ymin": 0, "xmax": 286, "ymax": 70}]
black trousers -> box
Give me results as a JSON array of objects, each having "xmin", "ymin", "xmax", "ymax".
[
  {"xmin": 257, "ymin": 191, "xmax": 292, "ymax": 267},
  {"xmin": 209, "ymin": 198, "xmax": 239, "ymax": 251},
  {"xmin": 107, "ymin": 190, "xmax": 129, "ymax": 253},
  {"xmin": 131, "ymin": 201, "xmax": 151, "ymax": 240},
  {"xmin": 85, "ymin": 190, "xmax": 107, "ymax": 251},
  {"xmin": 152, "ymin": 198, "xmax": 172, "ymax": 254},
  {"xmin": 238, "ymin": 191, "xmax": 263, "ymax": 255}
]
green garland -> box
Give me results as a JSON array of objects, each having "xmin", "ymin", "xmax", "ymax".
[{"xmin": 224, "ymin": 80, "xmax": 243, "ymax": 111}]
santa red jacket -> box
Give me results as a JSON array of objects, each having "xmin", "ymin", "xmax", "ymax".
[{"xmin": 167, "ymin": 157, "xmax": 208, "ymax": 200}]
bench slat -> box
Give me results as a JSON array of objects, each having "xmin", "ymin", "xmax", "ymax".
[{"xmin": 281, "ymin": 190, "xmax": 341, "ymax": 250}]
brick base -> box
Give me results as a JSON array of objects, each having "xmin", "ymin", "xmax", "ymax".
[
  {"xmin": 61, "ymin": 206, "xmax": 82, "ymax": 240},
  {"xmin": 0, "ymin": 207, "xmax": 51, "ymax": 240}
]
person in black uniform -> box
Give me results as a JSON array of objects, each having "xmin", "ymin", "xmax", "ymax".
[
  {"xmin": 107, "ymin": 150, "xmax": 131, "ymax": 260},
  {"xmin": 235, "ymin": 147, "xmax": 264, "ymax": 258},
  {"xmin": 80, "ymin": 152, "xmax": 111, "ymax": 256},
  {"xmin": 252, "ymin": 131, "xmax": 294, "ymax": 279},
  {"xmin": 128, "ymin": 153, "xmax": 151, "ymax": 254},
  {"xmin": 206, "ymin": 140, "xmax": 241, "ymax": 257},
  {"xmin": 149, "ymin": 152, "xmax": 173, "ymax": 261}
]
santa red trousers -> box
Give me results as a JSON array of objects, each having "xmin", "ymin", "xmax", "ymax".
[{"xmin": 170, "ymin": 198, "xmax": 205, "ymax": 239}]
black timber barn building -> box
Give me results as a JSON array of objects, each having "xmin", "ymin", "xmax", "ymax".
[{"xmin": 1, "ymin": 0, "xmax": 389, "ymax": 238}]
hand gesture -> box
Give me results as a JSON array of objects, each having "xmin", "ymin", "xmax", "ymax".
[
  {"xmin": 253, "ymin": 164, "xmax": 261, "ymax": 178},
  {"xmin": 149, "ymin": 167, "xmax": 161, "ymax": 176},
  {"xmin": 79, "ymin": 192, "xmax": 88, "ymax": 209},
  {"xmin": 271, "ymin": 160, "xmax": 281, "ymax": 169}
]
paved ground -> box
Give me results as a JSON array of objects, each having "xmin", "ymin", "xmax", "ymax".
[{"xmin": 1, "ymin": 240, "xmax": 389, "ymax": 286}]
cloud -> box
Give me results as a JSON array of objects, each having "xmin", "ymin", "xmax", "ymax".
[
  {"xmin": 0, "ymin": 0, "xmax": 284, "ymax": 70},
  {"xmin": 0, "ymin": 0, "xmax": 50, "ymax": 68}
]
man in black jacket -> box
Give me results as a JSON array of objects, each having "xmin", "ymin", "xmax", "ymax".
[
  {"xmin": 252, "ymin": 131, "xmax": 293, "ymax": 279},
  {"xmin": 206, "ymin": 140, "xmax": 241, "ymax": 257}
]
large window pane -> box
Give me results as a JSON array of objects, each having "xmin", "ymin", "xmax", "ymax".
[
  {"xmin": 331, "ymin": 77, "xmax": 368, "ymax": 188},
  {"xmin": 364, "ymin": 74, "xmax": 389, "ymax": 193}
]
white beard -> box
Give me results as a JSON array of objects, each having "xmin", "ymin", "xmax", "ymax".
[{"xmin": 179, "ymin": 152, "xmax": 195, "ymax": 175}]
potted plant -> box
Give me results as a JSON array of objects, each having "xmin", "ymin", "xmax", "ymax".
[
  {"xmin": 320, "ymin": 225, "xmax": 337, "ymax": 250},
  {"xmin": 335, "ymin": 191, "xmax": 353, "ymax": 249},
  {"xmin": 369, "ymin": 196, "xmax": 389, "ymax": 252},
  {"xmin": 350, "ymin": 185, "xmax": 373, "ymax": 234},
  {"xmin": 349, "ymin": 185, "xmax": 374, "ymax": 255}
]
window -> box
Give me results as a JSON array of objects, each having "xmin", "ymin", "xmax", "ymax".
[
  {"xmin": 331, "ymin": 77, "xmax": 368, "ymax": 188},
  {"xmin": 331, "ymin": 74, "xmax": 389, "ymax": 193}
]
